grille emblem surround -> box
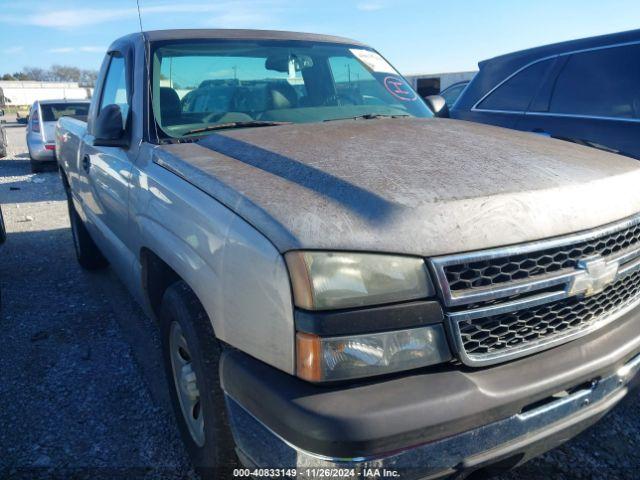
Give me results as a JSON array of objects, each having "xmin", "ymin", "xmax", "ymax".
[
  {"xmin": 567, "ymin": 255, "xmax": 619, "ymax": 298},
  {"xmin": 430, "ymin": 213, "xmax": 640, "ymax": 366}
]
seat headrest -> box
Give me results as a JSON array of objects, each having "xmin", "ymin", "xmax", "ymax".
[
  {"xmin": 160, "ymin": 87, "xmax": 181, "ymax": 121},
  {"xmin": 267, "ymin": 82, "xmax": 298, "ymax": 110}
]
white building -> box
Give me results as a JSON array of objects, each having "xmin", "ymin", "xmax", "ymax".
[
  {"xmin": 405, "ymin": 71, "xmax": 477, "ymax": 98},
  {"xmin": 0, "ymin": 81, "xmax": 92, "ymax": 107}
]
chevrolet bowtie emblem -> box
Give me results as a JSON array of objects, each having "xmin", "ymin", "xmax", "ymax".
[{"xmin": 567, "ymin": 255, "xmax": 619, "ymax": 298}]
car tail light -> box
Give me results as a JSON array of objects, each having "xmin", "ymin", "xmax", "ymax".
[
  {"xmin": 31, "ymin": 111, "xmax": 40, "ymax": 133},
  {"xmin": 44, "ymin": 144, "xmax": 55, "ymax": 151}
]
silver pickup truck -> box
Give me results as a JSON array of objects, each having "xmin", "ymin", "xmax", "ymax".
[{"xmin": 56, "ymin": 29, "xmax": 640, "ymax": 479}]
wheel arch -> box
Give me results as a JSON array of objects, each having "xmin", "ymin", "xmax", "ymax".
[
  {"xmin": 140, "ymin": 246, "xmax": 184, "ymax": 319},
  {"xmin": 135, "ymin": 220, "xmax": 220, "ymax": 328}
]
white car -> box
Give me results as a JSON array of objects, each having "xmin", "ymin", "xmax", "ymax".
[{"xmin": 26, "ymin": 99, "xmax": 90, "ymax": 172}]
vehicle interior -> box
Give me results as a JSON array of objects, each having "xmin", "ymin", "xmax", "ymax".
[
  {"xmin": 151, "ymin": 41, "xmax": 432, "ymax": 137},
  {"xmin": 40, "ymin": 103, "xmax": 91, "ymax": 122}
]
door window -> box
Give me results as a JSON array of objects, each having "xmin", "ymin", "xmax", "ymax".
[
  {"xmin": 441, "ymin": 83, "xmax": 466, "ymax": 108},
  {"xmin": 100, "ymin": 55, "xmax": 129, "ymax": 125},
  {"xmin": 477, "ymin": 59, "xmax": 554, "ymax": 112},
  {"xmin": 549, "ymin": 44, "xmax": 640, "ymax": 119}
]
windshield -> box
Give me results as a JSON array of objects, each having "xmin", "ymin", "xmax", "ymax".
[
  {"xmin": 40, "ymin": 103, "xmax": 90, "ymax": 122},
  {"xmin": 151, "ymin": 41, "xmax": 432, "ymax": 137}
]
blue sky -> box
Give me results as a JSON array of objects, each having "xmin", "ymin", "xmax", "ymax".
[{"xmin": 1, "ymin": 0, "xmax": 639, "ymax": 75}]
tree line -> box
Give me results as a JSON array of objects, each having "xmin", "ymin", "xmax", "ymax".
[{"xmin": 1, "ymin": 65, "xmax": 98, "ymax": 87}]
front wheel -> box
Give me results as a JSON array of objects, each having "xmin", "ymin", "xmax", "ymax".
[
  {"xmin": 66, "ymin": 195, "xmax": 108, "ymax": 270},
  {"xmin": 160, "ymin": 281, "xmax": 237, "ymax": 478}
]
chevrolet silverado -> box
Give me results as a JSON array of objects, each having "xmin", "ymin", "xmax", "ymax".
[{"xmin": 56, "ymin": 29, "xmax": 640, "ymax": 479}]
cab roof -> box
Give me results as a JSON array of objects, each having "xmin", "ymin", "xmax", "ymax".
[{"xmin": 110, "ymin": 29, "xmax": 367, "ymax": 51}]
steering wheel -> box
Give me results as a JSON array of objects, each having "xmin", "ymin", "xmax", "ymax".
[{"xmin": 324, "ymin": 93, "xmax": 361, "ymax": 106}]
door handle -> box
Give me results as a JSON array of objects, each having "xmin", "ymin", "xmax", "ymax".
[{"xmin": 82, "ymin": 155, "xmax": 91, "ymax": 172}]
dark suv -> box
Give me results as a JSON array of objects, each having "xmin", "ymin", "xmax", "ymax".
[{"xmin": 450, "ymin": 29, "xmax": 640, "ymax": 159}]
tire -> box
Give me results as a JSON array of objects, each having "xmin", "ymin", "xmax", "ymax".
[
  {"xmin": 66, "ymin": 194, "xmax": 109, "ymax": 270},
  {"xmin": 160, "ymin": 281, "xmax": 237, "ymax": 479}
]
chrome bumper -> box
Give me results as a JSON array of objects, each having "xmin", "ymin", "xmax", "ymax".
[{"xmin": 226, "ymin": 353, "xmax": 640, "ymax": 479}]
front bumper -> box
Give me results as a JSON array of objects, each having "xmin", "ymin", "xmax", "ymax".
[{"xmin": 220, "ymin": 306, "xmax": 640, "ymax": 478}]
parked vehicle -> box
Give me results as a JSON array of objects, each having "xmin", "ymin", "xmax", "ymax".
[
  {"xmin": 15, "ymin": 109, "xmax": 29, "ymax": 125},
  {"xmin": 27, "ymin": 99, "xmax": 90, "ymax": 172},
  {"xmin": 56, "ymin": 29, "xmax": 640, "ymax": 479},
  {"xmin": 449, "ymin": 29, "xmax": 640, "ymax": 159},
  {"xmin": 0, "ymin": 88, "xmax": 8, "ymax": 119},
  {"xmin": 0, "ymin": 123, "xmax": 6, "ymax": 159},
  {"xmin": 0, "ymin": 205, "xmax": 5, "ymax": 308},
  {"xmin": 439, "ymin": 80, "xmax": 469, "ymax": 109},
  {"xmin": 0, "ymin": 105, "xmax": 6, "ymax": 158},
  {"xmin": 406, "ymin": 72, "xmax": 476, "ymax": 99}
]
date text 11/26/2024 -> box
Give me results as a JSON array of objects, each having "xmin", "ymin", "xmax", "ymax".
[{"xmin": 232, "ymin": 469, "xmax": 401, "ymax": 478}]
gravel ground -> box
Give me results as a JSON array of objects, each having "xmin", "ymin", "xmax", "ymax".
[
  {"xmin": 0, "ymin": 120, "xmax": 639, "ymax": 480},
  {"xmin": 0, "ymin": 121, "xmax": 197, "ymax": 479}
]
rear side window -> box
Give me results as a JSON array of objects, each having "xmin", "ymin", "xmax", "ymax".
[
  {"xmin": 40, "ymin": 103, "xmax": 90, "ymax": 122},
  {"xmin": 550, "ymin": 44, "xmax": 640, "ymax": 119},
  {"xmin": 100, "ymin": 55, "xmax": 129, "ymax": 125},
  {"xmin": 477, "ymin": 59, "xmax": 554, "ymax": 112},
  {"xmin": 441, "ymin": 83, "xmax": 467, "ymax": 108}
]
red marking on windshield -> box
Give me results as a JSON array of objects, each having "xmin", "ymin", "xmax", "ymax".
[{"xmin": 383, "ymin": 76, "xmax": 417, "ymax": 102}]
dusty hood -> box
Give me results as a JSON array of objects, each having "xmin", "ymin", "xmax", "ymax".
[{"xmin": 154, "ymin": 118, "xmax": 640, "ymax": 256}]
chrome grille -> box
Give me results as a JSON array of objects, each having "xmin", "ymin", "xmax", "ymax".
[
  {"xmin": 431, "ymin": 213, "xmax": 640, "ymax": 366},
  {"xmin": 459, "ymin": 269, "xmax": 640, "ymax": 358},
  {"xmin": 444, "ymin": 221, "xmax": 640, "ymax": 291}
]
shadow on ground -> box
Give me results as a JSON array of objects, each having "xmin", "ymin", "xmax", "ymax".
[{"xmin": 0, "ymin": 226, "xmax": 196, "ymax": 479}]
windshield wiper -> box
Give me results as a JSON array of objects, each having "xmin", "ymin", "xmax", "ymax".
[
  {"xmin": 324, "ymin": 113, "xmax": 410, "ymax": 122},
  {"xmin": 184, "ymin": 121, "xmax": 292, "ymax": 135}
]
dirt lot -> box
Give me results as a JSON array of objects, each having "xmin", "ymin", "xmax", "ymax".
[
  {"xmin": 0, "ymin": 122, "xmax": 197, "ymax": 479},
  {"xmin": 0, "ymin": 121, "xmax": 639, "ymax": 479}
]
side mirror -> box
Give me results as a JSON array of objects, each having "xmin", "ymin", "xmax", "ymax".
[
  {"xmin": 94, "ymin": 104, "xmax": 129, "ymax": 147},
  {"xmin": 424, "ymin": 95, "xmax": 449, "ymax": 118},
  {"xmin": 0, "ymin": 109, "xmax": 4, "ymax": 117}
]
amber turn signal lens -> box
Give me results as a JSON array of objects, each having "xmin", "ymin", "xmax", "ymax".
[
  {"xmin": 296, "ymin": 332, "xmax": 322, "ymax": 382},
  {"xmin": 295, "ymin": 326, "xmax": 452, "ymax": 382}
]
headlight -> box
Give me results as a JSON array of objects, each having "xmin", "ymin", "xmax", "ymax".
[
  {"xmin": 296, "ymin": 326, "xmax": 451, "ymax": 382},
  {"xmin": 285, "ymin": 251, "xmax": 434, "ymax": 310}
]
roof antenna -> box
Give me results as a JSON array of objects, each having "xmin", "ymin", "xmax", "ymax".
[
  {"xmin": 136, "ymin": 0, "xmax": 144, "ymax": 32},
  {"xmin": 135, "ymin": 0, "xmax": 160, "ymax": 142}
]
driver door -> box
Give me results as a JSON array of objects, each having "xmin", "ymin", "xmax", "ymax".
[{"xmin": 80, "ymin": 51, "xmax": 135, "ymax": 279}]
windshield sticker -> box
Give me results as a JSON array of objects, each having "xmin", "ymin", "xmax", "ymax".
[
  {"xmin": 383, "ymin": 76, "xmax": 418, "ymax": 101},
  {"xmin": 350, "ymin": 49, "xmax": 397, "ymax": 74}
]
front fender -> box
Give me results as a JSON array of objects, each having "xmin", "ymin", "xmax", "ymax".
[
  {"xmin": 133, "ymin": 163, "xmax": 295, "ymax": 374},
  {"xmin": 136, "ymin": 214, "xmax": 224, "ymax": 321}
]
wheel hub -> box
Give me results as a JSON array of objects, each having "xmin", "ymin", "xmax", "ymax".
[
  {"xmin": 169, "ymin": 322, "xmax": 205, "ymax": 447},
  {"xmin": 179, "ymin": 364, "xmax": 200, "ymax": 400}
]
